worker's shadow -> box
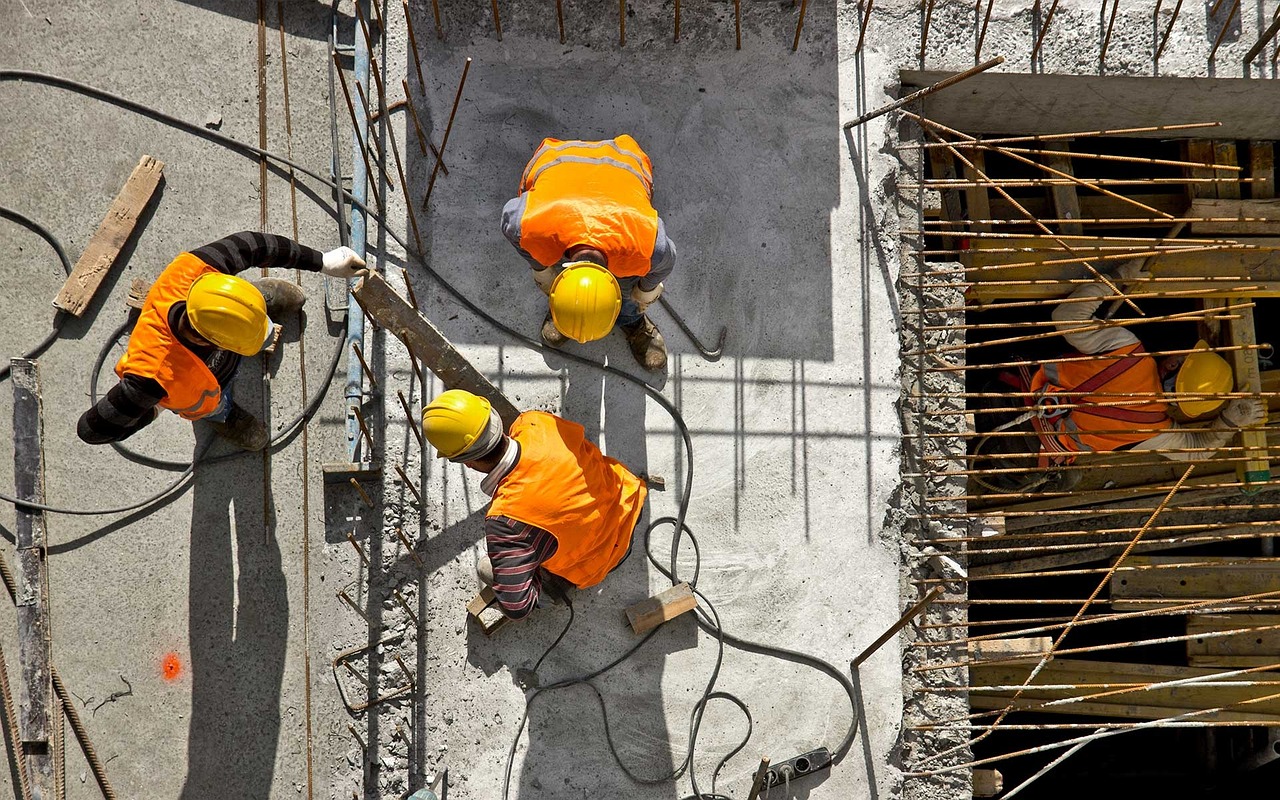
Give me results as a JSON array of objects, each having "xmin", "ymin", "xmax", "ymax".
[{"xmin": 179, "ymin": 435, "xmax": 287, "ymax": 800}]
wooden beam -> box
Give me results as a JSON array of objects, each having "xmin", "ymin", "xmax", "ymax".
[
  {"xmin": 1251, "ymin": 141, "xmax": 1275, "ymax": 200},
  {"xmin": 985, "ymin": 192, "xmax": 1189, "ymax": 223},
  {"xmin": 1043, "ymin": 141, "xmax": 1084, "ymax": 235},
  {"xmin": 928, "ymin": 149, "xmax": 964, "ymax": 224},
  {"xmin": 1228, "ymin": 304, "xmax": 1271, "ymax": 487},
  {"xmin": 1189, "ymin": 198, "xmax": 1280, "ymax": 235},
  {"xmin": 352, "ymin": 270, "xmax": 520, "ymax": 429},
  {"xmin": 1187, "ymin": 614, "xmax": 1280, "ymax": 666},
  {"xmin": 973, "ymin": 769, "xmax": 1004, "ymax": 797},
  {"xmin": 968, "ymin": 636, "xmax": 1052, "ymax": 664},
  {"xmin": 11, "ymin": 359, "xmax": 53, "ymax": 797},
  {"xmin": 1110, "ymin": 556, "xmax": 1280, "ymax": 610},
  {"xmin": 962, "ymin": 150, "xmax": 991, "ymax": 232},
  {"xmin": 52, "ymin": 155, "xmax": 164, "ymax": 317},
  {"xmin": 1185, "ymin": 140, "xmax": 1219, "ymax": 200},
  {"xmin": 466, "ymin": 587, "xmax": 510, "ymax": 636},
  {"xmin": 1214, "ymin": 141, "xmax": 1241, "ymax": 201},
  {"xmin": 626, "ymin": 582, "xmax": 697, "ymax": 635}
]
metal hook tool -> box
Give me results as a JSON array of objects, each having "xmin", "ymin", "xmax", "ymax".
[{"xmin": 658, "ymin": 296, "xmax": 726, "ymax": 361}]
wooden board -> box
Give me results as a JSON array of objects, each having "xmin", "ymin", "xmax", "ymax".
[
  {"xmin": 1186, "ymin": 614, "xmax": 1280, "ymax": 666},
  {"xmin": 962, "ymin": 150, "xmax": 991, "ymax": 231},
  {"xmin": 626, "ymin": 582, "xmax": 697, "ymax": 635},
  {"xmin": 466, "ymin": 587, "xmax": 510, "ymax": 636},
  {"xmin": 1228, "ymin": 304, "xmax": 1271, "ymax": 486},
  {"xmin": 1213, "ymin": 141, "xmax": 1241, "ymax": 200},
  {"xmin": 970, "ymin": 658, "xmax": 1280, "ymax": 721},
  {"xmin": 1110, "ymin": 556, "xmax": 1280, "ymax": 611},
  {"xmin": 353, "ymin": 271, "xmax": 520, "ymax": 428},
  {"xmin": 1251, "ymin": 142, "xmax": 1275, "ymax": 200},
  {"xmin": 973, "ymin": 769, "xmax": 1003, "ymax": 797},
  {"xmin": 986, "ymin": 192, "xmax": 1189, "ymax": 223},
  {"xmin": 968, "ymin": 636, "xmax": 1051, "ymax": 665},
  {"xmin": 1043, "ymin": 141, "xmax": 1084, "ymax": 235},
  {"xmin": 1189, "ymin": 198, "xmax": 1280, "ymax": 235},
  {"xmin": 1184, "ymin": 140, "xmax": 1219, "ymax": 201},
  {"xmin": 53, "ymin": 155, "xmax": 164, "ymax": 316},
  {"xmin": 928, "ymin": 149, "xmax": 964, "ymax": 224}
]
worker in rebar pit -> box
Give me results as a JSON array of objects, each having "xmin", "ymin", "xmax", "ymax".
[
  {"xmin": 990, "ymin": 261, "xmax": 1266, "ymax": 484},
  {"xmin": 422, "ymin": 389, "xmax": 647, "ymax": 619},
  {"xmin": 501, "ymin": 135, "xmax": 675, "ymax": 372},
  {"xmin": 77, "ymin": 232, "xmax": 366, "ymax": 451}
]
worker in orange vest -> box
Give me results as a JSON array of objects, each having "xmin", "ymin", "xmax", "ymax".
[
  {"xmin": 77, "ymin": 232, "xmax": 366, "ymax": 451},
  {"xmin": 421, "ymin": 389, "xmax": 648, "ymax": 619},
  {"xmin": 501, "ymin": 135, "xmax": 676, "ymax": 372},
  {"xmin": 999, "ymin": 261, "xmax": 1265, "ymax": 478}
]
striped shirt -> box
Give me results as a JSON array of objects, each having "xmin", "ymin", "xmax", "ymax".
[{"xmin": 76, "ymin": 232, "xmax": 323, "ymax": 444}]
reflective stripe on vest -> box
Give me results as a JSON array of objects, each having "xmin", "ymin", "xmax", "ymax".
[
  {"xmin": 1030, "ymin": 343, "xmax": 1172, "ymax": 454},
  {"xmin": 115, "ymin": 253, "xmax": 224, "ymax": 421},
  {"xmin": 516, "ymin": 135, "xmax": 660, "ymax": 278},
  {"xmin": 487, "ymin": 411, "xmax": 647, "ymax": 589}
]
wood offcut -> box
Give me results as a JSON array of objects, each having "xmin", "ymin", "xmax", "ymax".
[
  {"xmin": 53, "ymin": 155, "xmax": 164, "ymax": 317},
  {"xmin": 626, "ymin": 582, "xmax": 697, "ymax": 635}
]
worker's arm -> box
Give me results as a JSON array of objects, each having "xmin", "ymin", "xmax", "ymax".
[
  {"xmin": 1132, "ymin": 398, "xmax": 1267, "ymax": 460},
  {"xmin": 484, "ymin": 515, "xmax": 560, "ymax": 619},
  {"xmin": 499, "ymin": 196, "xmax": 544, "ymax": 269},
  {"xmin": 640, "ymin": 217, "xmax": 677, "ymax": 292},
  {"xmin": 189, "ymin": 231, "xmax": 325, "ymax": 275},
  {"xmin": 1052, "ymin": 262, "xmax": 1143, "ymax": 355},
  {"xmin": 76, "ymin": 374, "xmax": 165, "ymax": 444}
]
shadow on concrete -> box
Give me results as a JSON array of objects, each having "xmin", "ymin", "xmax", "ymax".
[
  {"xmin": 174, "ymin": 0, "xmax": 346, "ymax": 40},
  {"xmin": 180, "ymin": 436, "xmax": 287, "ymax": 800}
]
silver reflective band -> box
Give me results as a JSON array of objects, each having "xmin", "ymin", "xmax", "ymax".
[{"xmin": 448, "ymin": 409, "xmax": 504, "ymax": 463}]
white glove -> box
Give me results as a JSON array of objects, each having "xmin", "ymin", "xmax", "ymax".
[
  {"xmin": 1112, "ymin": 260, "xmax": 1151, "ymax": 282},
  {"xmin": 630, "ymin": 282, "xmax": 664, "ymax": 313},
  {"xmin": 322, "ymin": 246, "xmax": 367, "ymax": 278},
  {"xmin": 1222, "ymin": 397, "xmax": 1266, "ymax": 428},
  {"xmin": 532, "ymin": 266, "xmax": 556, "ymax": 296}
]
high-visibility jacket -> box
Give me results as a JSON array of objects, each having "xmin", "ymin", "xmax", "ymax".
[
  {"xmin": 115, "ymin": 253, "xmax": 224, "ymax": 420},
  {"xmin": 488, "ymin": 411, "xmax": 647, "ymax": 589},
  {"xmin": 515, "ymin": 136, "xmax": 659, "ymax": 278},
  {"xmin": 1030, "ymin": 343, "xmax": 1172, "ymax": 454}
]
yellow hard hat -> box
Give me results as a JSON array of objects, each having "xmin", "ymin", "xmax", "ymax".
[
  {"xmin": 422, "ymin": 390, "xmax": 499, "ymax": 461},
  {"xmin": 186, "ymin": 273, "xmax": 270, "ymax": 356},
  {"xmin": 1176, "ymin": 340, "xmax": 1233, "ymax": 417},
  {"xmin": 548, "ymin": 261, "xmax": 621, "ymax": 344}
]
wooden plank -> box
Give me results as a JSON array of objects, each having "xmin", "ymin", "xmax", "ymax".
[
  {"xmin": 11, "ymin": 359, "xmax": 54, "ymax": 796},
  {"xmin": 970, "ymin": 659, "xmax": 1280, "ymax": 721},
  {"xmin": 1251, "ymin": 141, "xmax": 1275, "ymax": 200},
  {"xmin": 1228, "ymin": 304, "xmax": 1271, "ymax": 486},
  {"xmin": 1189, "ymin": 198, "xmax": 1280, "ymax": 235},
  {"xmin": 968, "ymin": 636, "xmax": 1051, "ymax": 664},
  {"xmin": 1189, "ymin": 655, "xmax": 1280, "ymax": 667},
  {"xmin": 1043, "ymin": 141, "xmax": 1084, "ymax": 235},
  {"xmin": 1184, "ymin": 140, "xmax": 1219, "ymax": 200},
  {"xmin": 352, "ymin": 271, "xmax": 520, "ymax": 429},
  {"xmin": 987, "ymin": 192, "xmax": 1189, "ymax": 222},
  {"xmin": 973, "ymin": 769, "xmax": 1003, "ymax": 797},
  {"xmin": 466, "ymin": 587, "xmax": 510, "ymax": 636},
  {"xmin": 1187, "ymin": 614, "xmax": 1280, "ymax": 665},
  {"xmin": 52, "ymin": 155, "xmax": 164, "ymax": 316},
  {"xmin": 962, "ymin": 149, "xmax": 991, "ymax": 232},
  {"xmin": 1214, "ymin": 141, "xmax": 1241, "ymax": 200},
  {"xmin": 626, "ymin": 582, "xmax": 696, "ymax": 635},
  {"xmin": 125, "ymin": 279, "xmax": 150, "ymax": 311},
  {"xmin": 928, "ymin": 149, "xmax": 964, "ymax": 224},
  {"xmin": 1110, "ymin": 556, "xmax": 1280, "ymax": 610}
]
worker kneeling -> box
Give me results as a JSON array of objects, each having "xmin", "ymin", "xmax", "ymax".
[
  {"xmin": 422, "ymin": 390, "xmax": 648, "ymax": 620},
  {"xmin": 78, "ymin": 232, "xmax": 366, "ymax": 451},
  {"xmin": 501, "ymin": 135, "xmax": 676, "ymax": 372}
]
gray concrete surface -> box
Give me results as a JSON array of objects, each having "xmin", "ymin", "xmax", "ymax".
[{"xmin": 0, "ymin": 0, "xmax": 1271, "ymax": 798}]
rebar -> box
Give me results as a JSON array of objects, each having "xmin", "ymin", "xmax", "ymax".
[
  {"xmin": 491, "ymin": 0, "xmax": 503, "ymax": 40},
  {"xmin": 351, "ymin": 343, "xmax": 378, "ymax": 390},
  {"xmin": 331, "ymin": 52, "xmax": 384, "ymax": 212},
  {"xmin": 51, "ymin": 671, "xmax": 115, "ymax": 800},
  {"xmin": 1099, "ymin": 0, "xmax": 1119, "ymax": 64},
  {"xmin": 1155, "ymin": 0, "xmax": 1184, "ymax": 60},
  {"xmin": 423, "ymin": 57, "xmax": 470, "ymax": 210},
  {"xmin": 843, "ymin": 57, "xmax": 1004, "ymax": 130},
  {"xmin": 0, "ymin": 645, "xmax": 30, "ymax": 800},
  {"xmin": 346, "ymin": 529, "xmax": 371, "ymax": 564},
  {"xmin": 792, "ymin": 0, "xmax": 809, "ymax": 51},
  {"xmin": 1032, "ymin": 0, "xmax": 1062, "ymax": 60},
  {"xmin": 401, "ymin": 0, "xmax": 427, "ymax": 89},
  {"xmin": 401, "ymin": 82, "xmax": 449, "ymax": 175},
  {"xmin": 397, "ymin": 391, "xmax": 425, "ymax": 447},
  {"xmin": 395, "ymin": 526, "xmax": 425, "ymax": 568},
  {"xmin": 1208, "ymin": 0, "xmax": 1242, "ymax": 61}
]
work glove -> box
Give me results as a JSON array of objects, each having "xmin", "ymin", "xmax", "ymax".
[
  {"xmin": 1112, "ymin": 260, "xmax": 1151, "ymax": 282},
  {"xmin": 321, "ymin": 246, "xmax": 367, "ymax": 278},
  {"xmin": 532, "ymin": 266, "xmax": 556, "ymax": 296},
  {"xmin": 630, "ymin": 282, "xmax": 664, "ymax": 314},
  {"xmin": 1222, "ymin": 397, "xmax": 1266, "ymax": 428}
]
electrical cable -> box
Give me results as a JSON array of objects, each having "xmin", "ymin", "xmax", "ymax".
[
  {"xmin": 0, "ymin": 205, "xmax": 73, "ymax": 382},
  {"xmin": 0, "ymin": 70, "xmax": 862, "ymax": 797}
]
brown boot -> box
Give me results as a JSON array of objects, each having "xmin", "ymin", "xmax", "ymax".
[
  {"xmin": 209, "ymin": 404, "xmax": 269, "ymax": 451},
  {"xmin": 250, "ymin": 277, "xmax": 306, "ymax": 320},
  {"xmin": 540, "ymin": 312, "xmax": 569, "ymax": 347},
  {"xmin": 621, "ymin": 315, "xmax": 668, "ymax": 372}
]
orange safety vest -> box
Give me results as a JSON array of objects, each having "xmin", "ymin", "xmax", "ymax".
[
  {"xmin": 115, "ymin": 253, "xmax": 224, "ymax": 420},
  {"xmin": 516, "ymin": 136, "xmax": 659, "ymax": 279},
  {"xmin": 488, "ymin": 411, "xmax": 647, "ymax": 589},
  {"xmin": 1030, "ymin": 343, "xmax": 1172, "ymax": 455}
]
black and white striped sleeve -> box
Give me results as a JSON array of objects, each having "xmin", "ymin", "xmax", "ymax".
[
  {"xmin": 189, "ymin": 231, "xmax": 324, "ymax": 275},
  {"xmin": 77, "ymin": 374, "xmax": 166, "ymax": 444}
]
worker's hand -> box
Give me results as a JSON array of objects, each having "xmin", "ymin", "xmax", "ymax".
[
  {"xmin": 630, "ymin": 282, "xmax": 664, "ymax": 313},
  {"xmin": 532, "ymin": 266, "xmax": 556, "ymax": 296},
  {"xmin": 1112, "ymin": 260, "xmax": 1151, "ymax": 283},
  {"xmin": 1223, "ymin": 397, "xmax": 1266, "ymax": 428},
  {"xmin": 321, "ymin": 246, "xmax": 367, "ymax": 278}
]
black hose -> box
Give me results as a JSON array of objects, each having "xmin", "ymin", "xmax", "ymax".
[{"xmin": 0, "ymin": 205, "xmax": 73, "ymax": 382}]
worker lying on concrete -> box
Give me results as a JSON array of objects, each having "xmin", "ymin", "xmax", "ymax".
[
  {"xmin": 422, "ymin": 390, "xmax": 648, "ymax": 619},
  {"xmin": 979, "ymin": 261, "xmax": 1266, "ymax": 490},
  {"xmin": 77, "ymin": 232, "xmax": 366, "ymax": 451},
  {"xmin": 501, "ymin": 135, "xmax": 676, "ymax": 372}
]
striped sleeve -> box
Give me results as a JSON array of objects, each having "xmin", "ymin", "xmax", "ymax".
[
  {"xmin": 189, "ymin": 231, "xmax": 324, "ymax": 275},
  {"xmin": 484, "ymin": 515, "xmax": 559, "ymax": 619},
  {"xmin": 77, "ymin": 374, "xmax": 166, "ymax": 444}
]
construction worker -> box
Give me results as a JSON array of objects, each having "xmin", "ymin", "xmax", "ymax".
[
  {"xmin": 77, "ymin": 232, "xmax": 366, "ymax": 450},
  {"xmin": 978, "ymin": 261, "xmax": 1265, "ymax": 489},
  {"xmin": 501, "ymin": 135, "xmax": 676, "ymax": 372},
  {"xmin": 421, "ymin": 389, "xmax": 647, "ymax": 619}
]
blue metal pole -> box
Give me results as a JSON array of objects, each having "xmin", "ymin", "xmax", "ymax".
[{"xmin": 346, "ymin": 0, "xmax": 371, "ymax": 463}]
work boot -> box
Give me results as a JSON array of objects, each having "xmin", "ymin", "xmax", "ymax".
[
  {"xmin": 540, "ymin": 312, "xmax": 569, "ymax": 347},
  {"xmin": 209, "ymin": 404, "xmax": 270, "ymax": 451},
  {"xmin": 250, "ymin": 277, "xmax": 306, "ymax": 320},
  {"xmin": 621, "ymin": 315, "xmax": 668, "ymax": 372}
]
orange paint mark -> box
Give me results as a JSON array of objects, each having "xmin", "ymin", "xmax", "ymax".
[{"xmin": 161, "ymin": 652, "xmax": 182, "ymax": 682}]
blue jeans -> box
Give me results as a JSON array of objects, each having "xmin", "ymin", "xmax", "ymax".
[
  {"xmin": 203, "ymin": 380, "xmax": 236, "ymax": 423},
  {"xmin": 616, "ymin": 276, "xmax": 643, "ymax": 329}
]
